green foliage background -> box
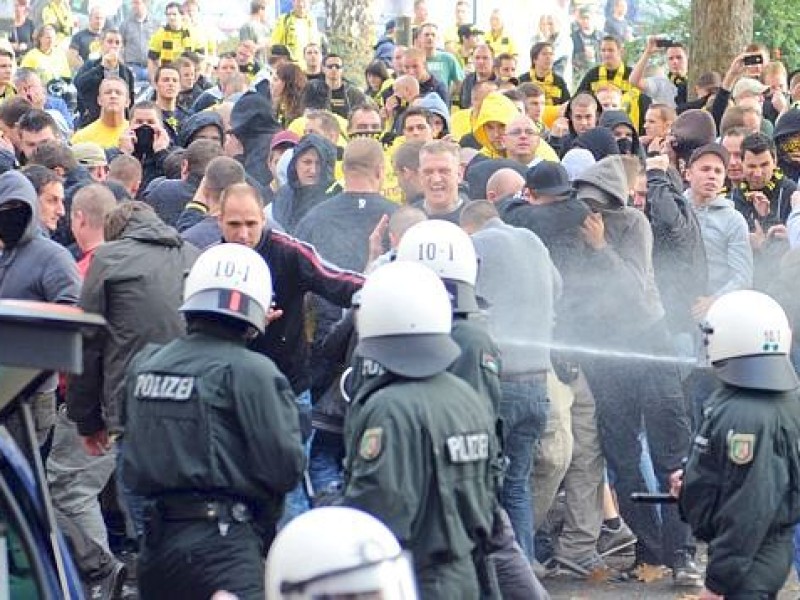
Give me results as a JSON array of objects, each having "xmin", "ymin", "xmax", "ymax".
[{"xmin": 630, "ymin": 0, "xmax": 800, "ymax": 72}]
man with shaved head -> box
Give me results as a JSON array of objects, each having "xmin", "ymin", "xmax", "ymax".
[{"xmin": 486, "ymin": 168, "xmax": 525, "ymax": 203}]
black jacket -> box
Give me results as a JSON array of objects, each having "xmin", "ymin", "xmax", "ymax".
[
  {"xmin": 646, "ymin": 168, "xmax": 708, "ymax": 334},
  {"xmin": 680, "ymin": 384, "xmax": 800, "ymax": 596},
  {"xmin": 73, "ymin": 59, "xmax": 135, "ymax": 127},
  {"xmin": 249, "ymin": 227, "xmax": 363, "ymax": 394},
  {"xmin": 304, "ymin": 79, "xmax": 367, "ymax": 119},
  {"xmin": 143, "ymin": 174, "xmax": 202, "ymax": 227},
  {"xmin": 67, "ymin": 210, "xmax": 199, "ymax": 435},
  {"xmin": 230, "ymin": 91, "xmax": 282, "ymax": 188},
  {"xmin": 122, "ymin": 326, "xmax": 305, "ymax": 523},
  {"xmin": 497, "ymin": 195, "xmax": 591, "ymax": 345}
]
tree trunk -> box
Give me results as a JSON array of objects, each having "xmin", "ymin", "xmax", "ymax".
[
  {"xmin": 323, "ymin": 0, "xmax": 376, "ymax": 85},
  {"xmin": 689, "ymin": 0, "xmax": 754, "ymax": 95}
]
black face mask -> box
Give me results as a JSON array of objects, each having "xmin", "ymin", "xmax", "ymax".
[
  {"xmin": 0, "ymin": 206, "xmax": 30, "ymax": 249},
  {"xmin": 617, "ymin": 137, "xmax": 633, "ymax": 155}
]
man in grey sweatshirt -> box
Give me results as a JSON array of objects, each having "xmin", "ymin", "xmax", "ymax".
[{"xmin": 461, "ymin": 200, "xmax": 561, "ymax": 564}]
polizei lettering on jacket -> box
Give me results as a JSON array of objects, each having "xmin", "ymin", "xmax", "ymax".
[
  {"xmin": 134, "ymin": 373, "xmax": 195, "ymax": 401},
  {"xmin": 446, "ymin": 432, "xmax": 490, "ymax": 463}
]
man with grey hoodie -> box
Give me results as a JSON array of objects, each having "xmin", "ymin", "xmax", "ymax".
[
  {"xmin": 0, "ymin": 170, "xmax": 80, "ymax": 451},
  {"xmin": 572, "ymin": 155, "xmax": 697, "ymax": 585}
]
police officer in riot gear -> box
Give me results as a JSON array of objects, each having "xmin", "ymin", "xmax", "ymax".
[
  {"xmin": 121, "ymin": 243, "xmax": 305, "ymax": 600},
  {"xmin": 266, "ymin": 506, "xmax": 418, "ymax": 599},
  {"xmin": 342, "ymin": 261, "xmax": 498, "ymax": 599},
  {"xmin": 676, "ymin": 290, "xmax": 800, "ymax": 600},
  {"xmin": 396, "ymin": 219, "xmax": 502, "ymax": 411},
  {"xmin": 396, "ymin": 219, "xmax": 550, "ymax": 600}
]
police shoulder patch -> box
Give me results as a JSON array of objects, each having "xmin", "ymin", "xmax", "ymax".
[
  {"xmin": 359, "ymin": 427, "xmax": 383, "ymax": 461},
  {"xmin": 728, "ymin": 432, "xmax": 755, "ymax": 465}
]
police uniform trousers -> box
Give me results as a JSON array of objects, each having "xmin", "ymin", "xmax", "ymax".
[
  {"xmin": 139, "ymin": 519, "xmax": 264, "ymax": 600},
  {"xmin": 416, "ymin": 554, "xmax": 480, "ymax": 600}
]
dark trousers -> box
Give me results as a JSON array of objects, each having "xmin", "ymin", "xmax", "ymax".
[
  {"xmin": 139, "ymin": 519, "xmax": 265, "ymax": 600},
  {"xmin": 581, "ymin": 324, "xmax": 692, "ymax": 567}
]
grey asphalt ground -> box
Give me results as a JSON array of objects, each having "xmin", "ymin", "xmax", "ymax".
[{"xmin": 542, "ymin": 553, "xmax": 800, "ymax": 599}]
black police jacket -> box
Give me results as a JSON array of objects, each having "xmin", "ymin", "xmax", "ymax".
[
  {"xmin": 680, "ymin": 384, "xmax": 800, "ymax": 596},
  {"xmin": 122, "ymin": 327, "xmax": 305, "ymax": 521}
]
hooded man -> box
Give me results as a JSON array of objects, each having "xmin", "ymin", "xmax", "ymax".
[
  {"xmin": 272, "ymin": 133, "xmax": 338, "ymax": 234},
  {"xmin": 416, "ymin": 92, "xmax": 451, "ymax": 139},
  {"xmin": 178, "ymin": 110, "xmax": 225, "ymax": 149},
  {"xmin": 473, "ymin": 91, "xmax": 520, "ymax": 158},
  {"xmin": 599, "ymin": 109, "xmax": 642, "ymax": 157},
  {"xmin": 773, "ymin": 107, "xmax": 800, "ymax": 182},
  {"xmin": 572, "ymin": 156, "xmax": 697, "ymax": 583},
  {"xmin": 0, "ymin": 170, "xmax": 80, "ymax": 449},
  {"xmin": 229, "ymin": 91, "xmax": 283, "ymax": 188}
]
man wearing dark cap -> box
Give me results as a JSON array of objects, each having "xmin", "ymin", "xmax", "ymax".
[
  {"xmin": 687, "ymin": 143, "xmax": 753, "ymax": 319},
  {"xmin": 683, "ymin": 143, "xmax": 753, "ymax": 458}
]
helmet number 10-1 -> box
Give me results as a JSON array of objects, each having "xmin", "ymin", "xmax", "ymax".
[
  {"xmin": 418, "ymin": 242, "xmax": 454, "ymax": 261},
  {"xmin": 215, "ymin": 260, "xmax": 250, "ymax": 283}
]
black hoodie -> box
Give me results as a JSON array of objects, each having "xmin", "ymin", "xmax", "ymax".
[
  {"xmin": 599, "ymin": 109, "xmax": 643, "ymax": 158},
  {"xmin": 230, "ymin": 91, "xmax": 282, "ymax": 188},
  {"xmin": 178, "ymin": 111, "xmax": 225, "ymax": 148},
  {"xmin": 272, "ymin": 134, "xmax": 338, "ymax": 234}
]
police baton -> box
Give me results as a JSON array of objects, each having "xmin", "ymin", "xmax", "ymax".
[{"xmin": 630, "ymin": 492, "xmax": 678, "ymax": 504}]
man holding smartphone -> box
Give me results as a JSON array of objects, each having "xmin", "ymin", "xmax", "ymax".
[{"xmin": 630, "ymin": 35, "xmax": 689, "ymax": 109}]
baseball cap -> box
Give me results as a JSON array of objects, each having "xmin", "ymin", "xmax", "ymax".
[
  {"xmin": 270, "ymin": 130, "xmax": 300, "ymax": 152},
  {"xmin": 457, "ymin": 25, "xmax": 484, "ymax": 40},
  {"xmin": 688, "ymin": 142, "xmax": 730, "ymax": 169},
  {"xmin": 71, "ymin": 142, "xmax": 107, "ymax": 167},
  {"xmin": 385, "ymin": 19, "xmax": 396, "ymax": 32},
  {"xmin": 732, "ymin": 77, "xmax": 768, "ymax": 99},
  {"xmin": 525, "ymin": 161, "xmax": 572, "ymax": 197},
  {"xmin": 269, "ymin": 45, "xmax": 293, "ymax": 62}
]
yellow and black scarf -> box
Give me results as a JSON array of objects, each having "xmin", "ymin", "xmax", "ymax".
[
  {"xmin": 530, "ymin": 70, "xmax": 563, "ymax": 105},
  {"xmin": 591, "ymin": 64, "xmax": 641, "ymax": 130},
  {"xmin": 738, "ymin": 169, "xmax": 784, "ymax": 195}
]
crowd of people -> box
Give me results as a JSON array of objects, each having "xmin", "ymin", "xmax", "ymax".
[{"xmin": 2, "ymin": 0, "xmax": 800, "ymax": 598}]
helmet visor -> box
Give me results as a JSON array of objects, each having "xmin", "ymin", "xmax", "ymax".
[{"xmin": 714, "ymin": 353, "xmax": 799, "ymax": 392}]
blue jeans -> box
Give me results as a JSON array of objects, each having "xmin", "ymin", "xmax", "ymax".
[
  {"xmin": 308, "ymin": 430, "xmax": 344, "ymax": 499},
  {"xmin": 280, "ymin": 390, "xmax": 312, "ymax": 527},
  {"xmin": 498, "ymin": 376, "xmax": 549, "ymax": 562}
]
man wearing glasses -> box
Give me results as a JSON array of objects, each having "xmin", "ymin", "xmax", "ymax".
[{"xmin": 304, "ymin": 54, "xmax": 366, "ymax": 120}]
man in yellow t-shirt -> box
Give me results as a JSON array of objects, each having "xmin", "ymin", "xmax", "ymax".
[
  {"xmin": 147, "ymin": 2, "xmax": 202, "ymax": 82},
  {"xmin": 71, "ymin": 78, "xmax": 129, "ymax": 148},
  {"xmin": 271, "ymin": 0, "xmax": 321, "ymax": 70}
]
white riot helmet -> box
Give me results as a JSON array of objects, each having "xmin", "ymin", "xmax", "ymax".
[
  {"xmin": 180, "ymin": 243, "xmax": 272, "ymax": 334},
  {"xmin": 395, "ymin": 220, "xmax": 480, "ymax": 314},
  {"xmin": 265, "ymin": 507, "xmax": 418, "ymax": 600},
  {"xmin": 702, "ymin": 290, "xmax": 798, "ymax": 392},
  {"xmin": 356, "ymin": 261, "xmax": 460, "ymax": 378}
]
